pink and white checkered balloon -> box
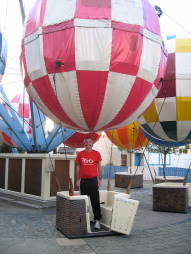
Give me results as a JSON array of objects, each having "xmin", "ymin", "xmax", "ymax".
[
  {"xmin": 0, "ymin": 94, "xmax": 32, "ymax": 147},
  {"xmin": 11, "ymin": 94, "xmax": 32, "ymax": 134},
  {"xmin": 21, "ymin": 0, "xmax": 167, "ymax": 132}
]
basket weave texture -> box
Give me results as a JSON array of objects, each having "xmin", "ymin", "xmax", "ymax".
[
  {"xmin": 115, "ymin": 174, "xmax": 143, "ymax": 188},
  {"xmin": 56, "ymin": 195, "xmax": 87, "ymax": 236},
  {"xmin": 153, "ymin": 186, "xmax": 189, "ymax": 213},
  {"xmin": 154, "ymin": 177, "xmax": 184, "ymax": 184}
]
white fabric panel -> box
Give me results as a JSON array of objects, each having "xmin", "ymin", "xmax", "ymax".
[
  {"xmin": 111, "ymin": 85, "xmax": 158, "ymax": 129},
  {"xmin": 137, "ymin": 36, "xmax": 161, "ymax": 83},
  {"xmin": 147, "ymin": 122, "xmax": 174, "ymax": 142},
  {"xmin": 143, "ymin": 29, "xmax": 162, "ymax": 45},
  {"xmin": 138, "ymin": 115, "xmax": 146, "ymax": 125},
  {"xmin": 75, "ymin": 27, "xmax": 112, "ymax": 71},
  {"xmin": 27, "ymin": 84, "xmax": 63, "ymax": 126},
  {"xmin": 156, "ymin": 97, "xmax": 176, "ymax": 122},
  {"xmin": 165, "ymin": 38, "xmax": 176, "ymax": 53},
  {"xmin": 24, "ymin": 27, "xmax": 42, "ymax": 44},
  {"xmin": 24, "ymin": 35, "xmax": 47, "ymax": 81},
  {"xmin": 94, "ymin": 72, "xmax": 136, "ymax": 131},
  {"xmin": 43, "ymin": 0, "xmax": 76, "ymax": 26},
  {"xmin": 177, "ymin": 121, "xmax": 191, "ymax": 141},
  {"xmin": 74, "ymin": 19, "xmax": 111, "ymax": 28},
  {"xmin": 176, "ymin": 53, "xmax": 191, "ymax": 79},
  {"xmin": 111, "ymin": 0, "xmax": 143, "ymax": 26},
  {"xmin": 48, "ymin": 72, "xmax": 89, "ymax": 130},
  {"xmin": 176, "ymin": 79, "xmax": 191, "ymax": 97}
]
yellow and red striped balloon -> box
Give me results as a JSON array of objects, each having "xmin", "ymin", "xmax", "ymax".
[{"xmin": 105, "ymin": 121, "xmax": 148, "ymax": 150}]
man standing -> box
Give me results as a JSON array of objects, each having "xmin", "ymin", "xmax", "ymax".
[{"xmin": 75, "ymin": 137, "xmax": 102, "ymax": 230}]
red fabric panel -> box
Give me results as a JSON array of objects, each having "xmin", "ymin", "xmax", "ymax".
[
  {"xmin": 2, "ymin": 133, "xmax": 15, "ymax": 147},
  {"xmin": 76, "ymin": 70, "xmax": 108, "ymax": 131},
  {"xmin": 164, "ymin": 53, "xmax": 175, "ymax": 80},
  {"xmin": 25, "ymin": 0, "xmax": 46, "ymax": 37},
  {"xmin": 18, "ymin": 104, "xmax": 30, "ymax": 118},
  {"xmin": 75, "ymin": 0, "xmax": 111, "ymax": 19},
  {"xmin": 11, "ymin": 95, "xmax": 30, "ymax": 118},
  {"xmin": 117, "ymin": 128, "xmax": 129, "ymax": 148},
  {"xmin": 110, "ymin": 30, "xmax": 143, "ymax": 75},
  {"xmin": 102, "ymin": 77, "xmax": 152, "ymax": 130},
  {"xmin": 142, "ymin": 0, "xmax": 160, "ymax": 35},
  {"xmin": 43, "ymin": 24, "xmax": 75, "ymax": 74},
  {"xmin": 64, "ymin": 132, "xmax": 100, "ymax": 148},
  {"xmin": 21, "ymin": 45, "xmax": 31, "ymax": 87},
  {"xmin": 43, "ymin": 20, "xmax": 74, "ymax": 33},
  {"xmin": 153, "ymin": 48, "xmax": 168, "ymax": 89},
  {"xmin": 32, "ymin": 76, "xmax": 80, "ymax": 128},
  {"xmin": 112, "ymin": 21, "xmax": 143, "ymax": 33},
  {"xmin": 135, "ymin": 129, "xmax": 147, "ymax": 148},
  {"xmin": 157, "ymin": 53, "xmax": 176, "ymax": 98},
  {"xmin": 11, "ymin": 94, "xmax": 20, "ymax": 103}
]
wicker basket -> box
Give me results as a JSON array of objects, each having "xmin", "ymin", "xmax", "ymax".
[
  {"xmin": 56, "ymin": 194, "xmax": 88, "ymax": 237},
  {"xmin": 115, "ymin": 173, "xmax": 143, "ymax": 188},
  {"xmin": 154, "ymin": 176, "xmax": 184, "ymax": 184},
  {"xmin": 153, "ymin": 183, "xmax": 190, "ymax": 213}
]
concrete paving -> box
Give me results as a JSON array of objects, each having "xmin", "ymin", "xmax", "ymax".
[{"xmin": 0, "ymin": 181, "xmax": 191, "ymax": 254}]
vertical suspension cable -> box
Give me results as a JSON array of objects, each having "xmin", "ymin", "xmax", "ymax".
[
  {"xmin": 107, "ymin": 133, "xmax": 114, "ymax": 191},
  {"xmin": 52, "ymin": 73, "xmax": 73, "ymax": 193},
  {"xmin": 36, "ymin": 104, "xmax": 62, "ymax": 191}
]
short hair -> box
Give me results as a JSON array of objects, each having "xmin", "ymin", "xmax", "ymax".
[{"xmin": 83, "ymin": 137, "xmax": 93, "ymax": 143}]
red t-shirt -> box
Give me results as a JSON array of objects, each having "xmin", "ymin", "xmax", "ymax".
[{"xmin": 75, "ymin": 149, "xmax": 102, "ymax": 179}]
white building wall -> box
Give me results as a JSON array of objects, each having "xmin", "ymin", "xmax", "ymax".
[{"xmin": 93, "ymin": 133, "xmax": 121, "ymax": 166}]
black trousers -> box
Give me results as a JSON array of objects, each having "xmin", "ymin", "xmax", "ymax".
[{"xmin": 80, "ymin": 177, "xmax": 101, "ymax": 221}]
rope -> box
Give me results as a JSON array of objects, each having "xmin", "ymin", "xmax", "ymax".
[
  {"xmin": 126, "ymin": 126, "xmax": 136, "ymax": 193},
  {"xmin": 183, "ymin": 162, "xmax": 191, "ymax": 185},
  {"xmin": 163, "ymin": 12, "xmax": 191, "ymax": 37},
  {"xmin": 133, "ymin": 122, "xmax": 155, "ymax": 182},
  {"xmin": 22, "ymin": 87, "xmax": 25, "ymax": 131},
  {"xmin": 107, "ymin": 141, "xmax": 113, "ymax": 191},
  {"xmin": 52, "ymin": 73, "xmax": 71, "ymax": 193},
  {"xmin": 103, "ymin": 132, "xmax": 119, "ymax": 189}
]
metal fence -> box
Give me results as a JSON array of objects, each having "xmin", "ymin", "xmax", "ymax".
[
  {"xmin": 158, "ymin": 167, "xmax": 191, "ymax": 182},
  {"xmin": 102, "ymin": 165, "xmax": 158, "ymax": 180},
  {"xmin": 102, "ymin": 165, "xmax": 127, "ymax": 179}
]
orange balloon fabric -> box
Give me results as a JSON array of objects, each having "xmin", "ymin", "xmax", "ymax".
[{"xmin": 105, "ymin": 121, "xmax": 148, "ymax": 150}]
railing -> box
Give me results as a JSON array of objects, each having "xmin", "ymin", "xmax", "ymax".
[
  {"xmin": 102, "ymin": 165, "xmax": 158, "ymax": 180},
  {"xmin": 0, "ymin": 153, "xmax": 75, "ymax": 207},
  {"xmin": 159, "ymin": 167, "xmax": 191, "ymax": 182}
]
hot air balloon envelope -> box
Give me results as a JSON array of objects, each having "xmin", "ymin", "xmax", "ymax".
[
  {"xmin": 22, "ymin": 0, "xmax": 166, "ymax": 132},
  {"xmin": 139, "ymin": 38, "xmax": 191, "ymax": 146},
  {"xmin": 64, "ymin": 132, "xmax": 100, "ymax": 148},
  {"xmin": 106, "ymin": 121, "xmax": 149, "ymax": 150}
]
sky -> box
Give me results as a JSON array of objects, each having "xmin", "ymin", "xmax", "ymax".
[
  {"xmin": 0, "ymin": 0, "xmax": 191, "ymax": 99},
  {"xmin": 150, "ymin": 0, "xmax": 191, "ymax": 38},
  {"xmin": 0, "ymin": 0, "xmax": 35, "ymax": 98}
]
